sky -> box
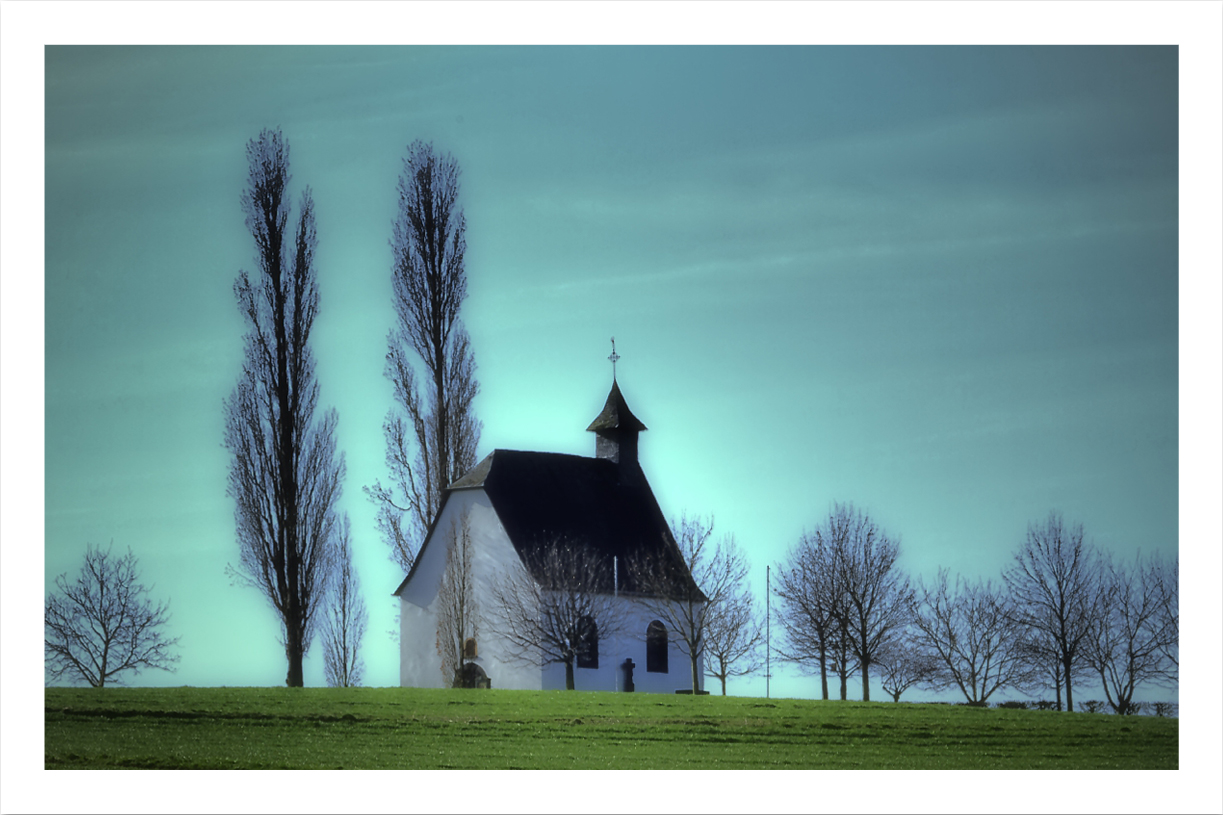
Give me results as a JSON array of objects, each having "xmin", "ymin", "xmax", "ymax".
[
  {"xmin": 4, "ymin": 2, "xmax": 1223, "ymax": 810},
  {"xmin": 37, "ymin": 38, "xmax": 1190, "ymax": 694}
]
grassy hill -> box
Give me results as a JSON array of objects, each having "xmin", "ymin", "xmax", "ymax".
[{"xmin": 44, "ymin": 686, "xmax": 1177, "ymax": 770}]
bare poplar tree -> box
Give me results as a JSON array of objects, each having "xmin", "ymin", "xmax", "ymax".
[
  {"xmin": 489, "ymin": 539, "xmax": 625, "ymax": 691},
  {"xmin": 435, "ymin": 509, "xmax": 479, "ymax": 687},
  {"xmin": 224, "ymin": 128, "xmax": 346, "ymax": 687},
  {"xmin": 321, "ymin": 515, "xmax": 367, "ymax": 688},
  {"xmin": 1001, "ymin": 512, "xmax": 1102, "ymax": 712},
  {"xmin": 910, "ymin": 569, "xmax": 1033, "ymax": 704},
  {"xmin": 365, "ymin": 140, "xmax": 482, "ymax": 573},
  {"xmin": 874, "ymin": 633, "xmax": 940, "ymax": 702},
  {"xmin": 1085, "ymin": 552, "xmax": 1178, "ymax": 714},
  {"xmin": 45, "ymin": 544, "xmax": 180, "ymax": 687},
  {"xmin": 629, "ymin": 514, "xmax": 753, "ymax": 694}
]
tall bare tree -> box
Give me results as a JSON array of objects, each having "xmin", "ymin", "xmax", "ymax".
[
  {"xmin": 366, "ymin": 141, "xmax": 481, "ymax": 573},
  {"xmin": 321, "ymin": 515, "xmax": 367, "ymax": 688},
  {"xmin": 225, "ymin": 128, "xmax": 346, "ymax": 687},
  {"xmin": 773, "ymin": 525, "xmax": 850, "ymax": 700},
  {"xmin": 1085, "ymin": 551, "xmax": 1178, "ymax": 714},
  {"xmin": 45, "ymin": 544, "xmax": 181, "ymax": 687},
  {"xmin": 435, "ymin": 509, "xmax": 480, "ymax": 687},
  {"xmin": 910, "ymin": 569, "xmax": 1034, "ymax": 704},
  {"xmin": 629, "ymin": 514, "xmax": 752, "ymax": 694},
  {"xmin": 812, "ymin": 503, "xmax": 911, "ymax": 702},
  {"xmin": 489, "ymin": 539, "xmax": 625, "ymax": 690},
  {"xmin": 1001, "ymin": 512, "xmax": 1102, "ymax": 712}
]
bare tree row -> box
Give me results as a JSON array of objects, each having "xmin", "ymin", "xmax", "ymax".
[
  {"xmin": 227, "ymin": 133, "xmax": 477, "ymax": 687},
  {"xmin": 224, "ymin": 134, "xmax": 475, "ymax": 687},
  {"xmin": 773, "ymin": 506, "xmax": 1178, "ymax": 712}
]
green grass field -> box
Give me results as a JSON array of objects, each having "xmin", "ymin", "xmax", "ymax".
[{"xmin": 44, "ymin": 686, "xmax": 1177, "ymax": 770}]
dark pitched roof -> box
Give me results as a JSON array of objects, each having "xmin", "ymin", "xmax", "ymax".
[
  {"xmin": 448, "ymin": 449, "xmax": 701, "ymax": 600},
  {"xmin": 586, "ymin": 379, "xmax": 647, "ymax": 433}
]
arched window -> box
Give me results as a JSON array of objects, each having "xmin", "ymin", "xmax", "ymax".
[
  {"xmin": 463, "ymin": 637, "xmax": 478, "ymax": 659},
  {"xmin": 646, "ymin": 620, "xmax": 668, "ymax": 673},
  {"xmin": 576, "ymin": 615, "xmax": 598, "ymax": 669}
]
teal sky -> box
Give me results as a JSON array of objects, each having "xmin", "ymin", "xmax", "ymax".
[
  {"xmin": 33, "ymin": 41, "xmax": 1193, "ymax": 700},
  {"xmin": 39, "ymin": 43, "xmax": 1184, "ymax": 697}
]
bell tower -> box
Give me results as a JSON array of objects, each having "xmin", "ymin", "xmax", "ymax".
[
  {"xmin": 587, "ymin": 378, "xmax": 647, "ymax": 466},
  {"xmin": 586, "ymin": 338, "xmax": 647, "ymax": 470}
]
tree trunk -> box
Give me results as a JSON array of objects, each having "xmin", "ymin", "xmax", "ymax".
[
  {"xmin": 691, "ymin": 652, "xmax": 701, "ymax": 694},
  {"xmin": 433, "ymin": 356, "xmax": 448, "ymax": 499},
  {"xmin": 1063, "ymin": 656, "xmax": 1074, "ymax": 712},
  {"xmin": 564, "ymin": 658, "xmax": 575, "ymax": 691},
  {"xmin": 285, "ymin": 618, "xmax": 305, "ymax": 687},
  {"xmin": 720, "ymin": 675, "xmax": 727, "ymax": 696},
  {"xmin": 861, "ymin": 659, "xmax": 871, "ymax": 702},
  {"xmin": 272, "ymin": 210, "xmax": 302, "ymax": 689},
  {"xmin": 286, "ymin": 657, "xmax": 304, "ymax": 687},
  {"xmin": 819, "ymin": 645, "xmax": 829, "ymax": 700}
]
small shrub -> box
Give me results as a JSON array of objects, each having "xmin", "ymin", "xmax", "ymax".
[
  {"xmin": 994, "ymin": 700, "xmax": 1029, "ymax": 710},
  {"xmin": 1077, "ymin": 700, "xmax": 1106, "ymax": 714},
  {"xmin": 1032, "ymin": 700, "xmax": 1059, "ymax": 711},
  {"xmin": 1152, "ymin": 702, "xmax": 1177, "ymax": 718}
]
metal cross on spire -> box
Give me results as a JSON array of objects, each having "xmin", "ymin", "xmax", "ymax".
[{"xmin": 608, "ymin": 336, "xmax": 621, "ymax": 380}]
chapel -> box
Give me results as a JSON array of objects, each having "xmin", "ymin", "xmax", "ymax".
[{"xmin": 393, "ymin": 375, "xmax": 705, "ymax": 692}]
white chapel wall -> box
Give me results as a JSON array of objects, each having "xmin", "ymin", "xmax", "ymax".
[
  {"xmin": 397, "ymin": 494, "xmax": 450, "ymax": 688},
  {"xmin": 540, "ymin": 595, "xmax": 706, "ymax": 694},
  {"xmin": 464, "ymin": 490, "xmax": 545, "ymax": 691},
  {"xmin": 399, "ymin": 488, "xmax": 544, "ymax": 691}
]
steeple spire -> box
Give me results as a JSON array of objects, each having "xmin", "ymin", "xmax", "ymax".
[{"xmin": 587, "ymin": 378, "xmax": 646, "ymax": 435}]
